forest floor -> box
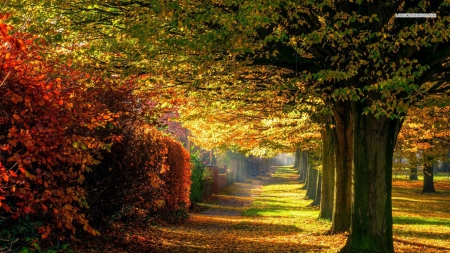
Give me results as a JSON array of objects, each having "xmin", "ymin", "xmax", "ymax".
[{"xmin": 76, "ymin": 166, "xmax": 450, "ymax": 253}]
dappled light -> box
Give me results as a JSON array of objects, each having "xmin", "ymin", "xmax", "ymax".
[
  {"xmin": 391, "ymin": 179, "xmax": 450, "ymax": 252},
  {"xmin": 141, "ymin": 166, "xmax": 346, "ymax": 252},
  {"xmin": 2, "ymin": 2, "xmax": 450, "ymax": 252},
  {"xmin": 70, "ymin": 166, "xmax": 450, "ymax": 252}
]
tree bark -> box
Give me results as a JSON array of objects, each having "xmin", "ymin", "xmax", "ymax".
[
  {"xmin": 295, "ymin": 148, "xmax": 301, "ymax": 173},
  {"xmin": 331, "ymin": 100, "xmax": 352, "ymax": 233},
  {"xmin": 313, "ymin": 171, "xmax": 322, "ymax": 206},
  {"xmin": 235, "ymin": 153, "xmax": 247, "ymax": 182},
  {"xmin": 319, "ymin": 122, "xmax": 336, "ymax": 220},
  {"xmin": 306, "ymin": 166, "xmax": 318, "ymax": 200},
  {"xmin": 422, "ymin": 161, "xmax": 436, "ymax": 193},
  {"xmin": 341, "ymin": 102, "xmax": 403, "ymax": 253},
  {"xmin": 409, "ymin": 167, "xmax": 418, "ymax": 180},
  {"xmin": 301, "ymin": 151, "xmax": 309, "ymax": 188}
]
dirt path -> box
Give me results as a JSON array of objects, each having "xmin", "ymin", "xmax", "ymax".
[
  {"xmin": 148, "ymin": 167, "xmax": 344, "ymax": 253},
  {"xmin": 199, "ymin": 177, "xmax": 264, "ymax": 217},
  {"xmin": 155, "ymin": 177, "xmax": 267, "ymax": 252},
  {"xmin": 74, "ymin": 166, "xmax": 343, "ymax": 252},
  {"xmin": 73, "ymin": 166, "xmax": 450, "ymax": 252}
]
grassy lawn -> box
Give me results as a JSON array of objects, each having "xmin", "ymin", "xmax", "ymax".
[
  {"xmin": 242, "ymin": 166, "xmax": 330, "ymax": 233},
  {"xmin": 242, "ymin": 166, "xmax": 450, "ymax": 252},
  {"xmin": 392, "ymin": 178, "xmax": 450, "ymax": 251}
]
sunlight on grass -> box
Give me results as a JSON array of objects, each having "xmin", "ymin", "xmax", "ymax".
[
  {"xmin": 145, "ymin": 166, "xmax": 450, "ymax": 252},
  {"xmin": 392, "ymin": 179, "xmax": 450, "ymax": 252},
  {"xmin": 244, "ymin": 208, "xmax": 319, "ymax": 218},
  {"xmin": 242, "ymin": 166, "xmax": 329, "ymax": 234}
]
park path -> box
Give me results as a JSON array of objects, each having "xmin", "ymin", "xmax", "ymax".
[
  {"xmin": 73, "ymin": 166, "xmax": 450, "ymax": 252},
  {"xmin": 154, "ymin": 175, "xmax": 268, "ymax": 252},
  {"xmin": 149, "ymin": 167, "xmax": 343, "ymax": 253}
]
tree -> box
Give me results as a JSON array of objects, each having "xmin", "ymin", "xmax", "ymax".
[
  {"xmin": 396, "ymin": 104, "xmax": 450, "ymax": 193},
  {"xmin": 319, "ymin": 120, "xmax": 336, "ymax": 220},
  {"xmin": 8, "ymin": 1, "xmax": 450, "ymax": 252},
  {"xmin": 178, "ymin": 92, "xmax": 321, "ymax": 157}
]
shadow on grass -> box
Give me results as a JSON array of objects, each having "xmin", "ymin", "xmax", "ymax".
[
  {"xmin": 394, "ymin": 216, "xmax": 450, "ymax": 226},
  {"xmin": 251, "ymin": 198, "xmax": 301, "ymax": 205},
  {"xmin": 394, "ymin": 237, "xmax": 450, "ymax": 251},
  {"xmin": 156, "ymin": 240, "xmax": 328, "ymax": 253},
  {"xmin": 394, "ymin": 229, "xmax": 450, "ymax": 240},
  {"xmin": 231, "ymin": 221, "xmax": 302, "ymax": 233},
  {"xmin": 243, "ymin": 207, "xmax": 318, "ymax": 218},
  {"xmin": 151, "ymin": 213, "xmax": 330, "ymax": 253}
]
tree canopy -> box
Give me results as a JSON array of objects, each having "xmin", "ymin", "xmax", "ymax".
[{"xmin": 5, "ymin": 1, "xmax": 450, "ymax": 252}]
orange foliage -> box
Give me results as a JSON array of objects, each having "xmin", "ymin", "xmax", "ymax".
[
  {"xmin": 0, "ymin": 17, "xmax": 116, "ymax": 239},
  {"xmin": 84, "ymin": 122, "xmax": 193, "ymax": 227},
  {"xmin": 161, "ymin": 137, "xmax": 192, "ymax": 212},
  {"xmin": 85, "ymin": 121, "xmax": 169, "ymax": 225}
]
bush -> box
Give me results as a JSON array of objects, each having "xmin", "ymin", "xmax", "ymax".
[
  {"xmin": 0, "ymin": 16, "xmax": 193, "ymax": 251},
  {"xmin": 161, "ymin": 137, "xmax": 191, "ymax": 213},
  {"xmin": 0, "ymin": 216, "xmax": 40, "ymax": 253},
  {"xmin": 0, "ymin": 19, "xmax": 113, "ymax": 247},
  {"xmin": 85, "ymin": 122, "xmax": 193, "ymax": 227},
  {"xmin": 85, "ymin": 120, "xmax": 168, "ymax": 227},
  {"xmin": 189, "ymin": 151, "xmax": 205, "ymax": 202}
]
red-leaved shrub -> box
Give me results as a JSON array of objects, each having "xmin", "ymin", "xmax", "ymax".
[
  {"xmin": 85, "ymin": 122, "xmax": 192, "ymax": 226},
  {"xmin": 0, "ymin": 16, "xmax": 116, "ymax": 245},
  {"xmin": 85, "ymin": 120, "xmax": 169, "ymax": 226},
  {"xmin": 161, "ymin": 136, "xmax": 192, "ymax": 212}
]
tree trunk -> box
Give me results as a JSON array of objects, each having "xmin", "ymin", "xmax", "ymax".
[
  {"xmin": 341, "ymin": 102, "xmax": 402, "ymax": 253},
  {"xmin": 235, "ymin": 153, "xmax": 247, "ymax": 182},
  {"xmin": 422, "ymin": 162, "xmax": 436, "ymax": 193},
  {"xmin": 301, "ymin": 151, "xmax": 309, "ymax": 188},
  {"xmin": 298, "ymin": 151, "xmax": 303, "ymax": 178},
  {"xmin": 295, "ymin": 148, "xmax": 301, "ymax": 173},
  {"xmin": 319, "ymin": 122, "xmax": 336, "ymax": 220},
  {"xmin": 313, "ymin": 172, "xmax": 322, "ymax": 206},
  {"xmin": 306, "ymin": 167, "xmax": 318, "ymax": 200},
  {"xmin": 409, "ymin": 167, "xmax": 418, "ymax": 180},
  {"xmin": 331, "ymin": 101, "xmax": 352, "ymax": 233}
]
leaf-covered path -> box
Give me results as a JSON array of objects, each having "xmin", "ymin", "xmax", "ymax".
[
  {"xmin": 74, "ymin": 166, "xmax": 450, "ymax": 252},
  {"xmin": 150, "ymin": 166, "xmax": 345, "ymax": 252}
]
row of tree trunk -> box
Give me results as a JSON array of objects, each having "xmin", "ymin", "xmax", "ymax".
[
  {"xmin": 295, "ymin": 121, "xmax": 351, "ymax": 233},
  {"xmin": 295, "ymin": 115, "xmax": 439, "ymax": 248}
]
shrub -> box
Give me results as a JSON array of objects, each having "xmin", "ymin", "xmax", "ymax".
[
  {"xmin": 85, "ymin": 122, "xmax": 193, "ymax": 226},
  {"xmin": 189, "ymin": 151, "xmax": 205, "ymax": 202},
  {"xmin": 0, "ymin": 17, "xmax": 114, "ymax": 247},
  {"xmin": 161, "ymin": 137, "xmax": 191, "ymax": 212},
  {"xmin": 84, "ymin": 120, "xmax": 168, "ymax": 226}
]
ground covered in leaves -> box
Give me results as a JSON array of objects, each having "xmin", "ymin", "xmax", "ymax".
[{"xmin": 75, "ymin": 167, "xmax": 450, "ymax": 252}]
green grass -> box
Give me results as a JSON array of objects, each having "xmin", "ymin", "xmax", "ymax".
[
  {"xmin": 242, "ymin": 166, "xmax": 330, "ymax": 233},
  {"xmin": 243, "ymin": 166, "xmax": 450, "ymax": 251},
  {"xmin": 391, "ymin": 178, "xmax": 450, "ymax": 251},
  {"xmin": 393, "ymin": 216, "xmax": 450, "ymax": 226},
  {"xmin": 393, "ymin": 171, "xmax": 450, "ymax": 181}
]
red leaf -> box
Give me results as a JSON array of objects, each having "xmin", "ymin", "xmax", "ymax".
[
  {"xmin": 9, "ymin": 170, "xmax": 17, "ymax": 177},
  {"xmin": 15, "ymin": 39, "xmax": 26, "ymax": 51}
]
